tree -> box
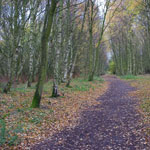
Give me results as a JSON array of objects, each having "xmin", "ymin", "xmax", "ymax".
[
  {"xmin": 31, "ymin": 0, "xmax": 57, "ymax": 108},
  {"xmin": 0, "ymin": 0, "xmax": 110, "ymax": 107}
]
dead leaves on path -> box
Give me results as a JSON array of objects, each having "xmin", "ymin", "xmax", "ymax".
[{"xmin": 0, "ymin": 80, "xmax": 108, "ymax": 149}]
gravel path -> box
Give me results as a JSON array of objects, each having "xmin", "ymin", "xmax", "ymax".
[{"xmin": 32, "ymin": 76, "xmax": 149, "ymax": 150}]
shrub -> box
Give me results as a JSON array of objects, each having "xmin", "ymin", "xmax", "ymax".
[{"xmin": 109, "ymin": 61, "xmax": 116, "ymax": 74}]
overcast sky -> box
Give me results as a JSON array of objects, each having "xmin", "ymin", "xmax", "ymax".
[{"xmin": 96, "ymin": 0, "xmax": 106, "ymax": 14}]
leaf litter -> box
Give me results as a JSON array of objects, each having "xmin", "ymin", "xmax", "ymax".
[{"xmin": 0, "ymin": 78, "xmax": 108, "ymax": 149}]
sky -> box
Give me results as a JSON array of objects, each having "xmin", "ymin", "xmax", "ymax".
[
  {"xmin": 96, "ymin": 0, "xmax": 106, "ymax": 15},
  {"xmin": 96, "ymin": 0, "xmax": 105, "ymax": 5},
  {"xmin": 96, "ymin": 0, "xmax": 105, "ymax": 8},
  {"xmin": 96, "ymin": 0, "xmax": 112, "ymax": 60}
]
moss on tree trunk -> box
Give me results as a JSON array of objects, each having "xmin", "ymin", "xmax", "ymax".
[{"xmin": 31, "ymin": 0, "xmax": 57, "ymax": 108}]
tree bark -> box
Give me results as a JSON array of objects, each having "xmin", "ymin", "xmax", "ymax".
[
  {"xmin": 52, "ymin": 0, "xmax": 63, "ymax": 97},
  {"xmin": 31, "ymin": 0, "xmax": 57, "ymax": 108}
]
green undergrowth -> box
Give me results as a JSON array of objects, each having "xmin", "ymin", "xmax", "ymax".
[
  {"xmin": 11, "ymin": 84, "xmax": 36, "ymax": 93},
  {"xmin": 120, "ymin": 74, "xmax": 143, "ymax": 80},
  {"xmin": 10, "ymin": 76, "xmax": 104, "ymax": 94},
  {"xmin": 63, "ymin": 76, "xmax": 104, "ymax": 92},
  {"xmin": 0, "ymin": 119, "xmax": 23, "ymax": 146}
]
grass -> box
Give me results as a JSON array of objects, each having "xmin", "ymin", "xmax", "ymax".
[
  {"xmin": 66, "ymin": 78, "xmax": 91, "ymax": 92},
  {"xmin": 120, "ymin": 74, "xmax": 143, "ymax": 80},
  {"xmin": 63, "ymin": 76, "xmax": 104, "ymax": 92},
  {"xmin": 11, "ymin": 84, "xmax": 36, "ymax": 93},
  {"xmin": 9, "ymin": 76, "xmax": 104, "ymax": 94}
]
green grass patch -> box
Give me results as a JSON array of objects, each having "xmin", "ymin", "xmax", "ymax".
[
  {"xmin": 61, "ymin": 78, "xmax": 91, "ymax": 92},
  {"xmin": 71, "ymin": 84, "xmax": 92, "ymax": 92},
  {"xmin": 11, "ymin": 80, "xmax": 53, "ymax": 93},
  {"xmin": 10, "ymin": 77, "xmax": 104, "ymax": 94},
  {"xmin": 11, "ymin": 83, "xmax": 36, "ymax": 93},
  {"xmin": 120, "ymin": 75, "xmax": 142, "ymax": 80},
  {"xmin": 93, "ymin": 76, "xmax": 104, "ymax": 82},
  {"xmin": 63, "ymin": 76, "xmax": 104, "ymax": 92}
]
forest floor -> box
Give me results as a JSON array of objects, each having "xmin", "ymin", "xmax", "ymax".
[
  {"xmin": 0, "ymin": 77, "xmax": 108, "ymax": 149},
  {"xmin": 1, "ymin": 75, "xmax": 150, "ymax": 149},
  {"xmin": 31, "ymin": 75, "xmax": 150, "ymax": 150}
]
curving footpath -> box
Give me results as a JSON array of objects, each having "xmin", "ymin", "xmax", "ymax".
[{"xmin": 32, "ymin": 76, "xmax": 150, "ymax": 150}]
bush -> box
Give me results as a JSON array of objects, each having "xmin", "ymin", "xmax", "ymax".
[{"xmin": 109, "ymin": 61, "xmax": 116, "ymax": 74}]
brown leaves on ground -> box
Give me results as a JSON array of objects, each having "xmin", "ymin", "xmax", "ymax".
[
  {"xmin": 125, "ymin": 75, "xmax": 150, "ymax": 143},
  {"xmin": 0, "ymin": 78, "xmax": 108, "ymax": 149}
]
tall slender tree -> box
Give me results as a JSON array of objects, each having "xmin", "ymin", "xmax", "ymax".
[{"xmin": 31, "ymin": 0, "xmax": 57, "ymax": 108}]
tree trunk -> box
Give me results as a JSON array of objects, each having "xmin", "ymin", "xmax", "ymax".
[
  {"xmin": 88, "ymin": 1, "xmax": 94, "ymax": 81},
  {"xmin": 27, "ymin": 2, "xmax": 40, "ymax": 87},
  {"xmin": 66, "ymin": 49, "xmax": 77, "ymax": 87},
  {"xmin": 31, "ymin": 0, "xmax": 57, "ymax": 108},
  {"xmin": 3, "ymin": 0, "xmax": 19, "ymax": 93},
  {"xmin": 61, "ymin": 0, "xmax": 72, "ymax": 83},
  {"xmin": 52, "ymin": 0, "xmax": 63, "ymax": 97}
]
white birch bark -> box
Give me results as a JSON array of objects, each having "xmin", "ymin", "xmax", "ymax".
[
  {"xmin": 52, "ymin": 0, "xmax": 63, "ymax": 97},
  {"xmin": 61, "ymin": 0, "xmax": 70, "ymax": 82}
]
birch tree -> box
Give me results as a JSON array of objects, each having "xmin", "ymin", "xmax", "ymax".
[{"xmin": 52, "ymin": 0, "xmax": 63, "ymax": 97}]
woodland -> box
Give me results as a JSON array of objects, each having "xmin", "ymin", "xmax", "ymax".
[{"xmin": 1, "ymin": 0, "xmax": 150, "ymax": 149}]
